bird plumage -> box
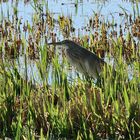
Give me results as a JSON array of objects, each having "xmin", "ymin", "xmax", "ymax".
[{"xmin": 47, "ymin": 39, "xmax": 106, "ymax": 79}]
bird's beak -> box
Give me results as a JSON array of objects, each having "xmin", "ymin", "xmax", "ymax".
[{"xmin": 47, "ymin": 41, "xmax": 62, "ymax": 46}]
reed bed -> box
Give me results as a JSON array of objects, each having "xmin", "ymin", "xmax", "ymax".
[{"xmin": 0, "ymin": 0, "xmax": 139, "ymax": 139}]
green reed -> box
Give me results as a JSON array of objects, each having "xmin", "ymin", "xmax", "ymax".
[{"xmin": 0, "ymin": 0, "xmax": 139, "ymax": 139}]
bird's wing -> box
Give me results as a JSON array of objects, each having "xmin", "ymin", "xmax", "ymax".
[
  {"xmin": 66, "ymin": 42, "xmax": 106, "ymax": 77},
  {"xmin": 70, "ymin": 43, "xmax": 105, "ymax": 63},
  {"xmin": 66, "ymin": 48, "xmax": 89, "ymax": 75}
]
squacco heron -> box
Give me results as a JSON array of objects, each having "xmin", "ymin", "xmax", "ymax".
[{"xmin": 47, "ymin": 39, "xmax": 106, "ymax": 79}]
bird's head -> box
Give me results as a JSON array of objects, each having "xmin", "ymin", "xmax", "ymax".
[{"xmin": 47, "ymin": 39, "xmax": 73, "ymax": 47}]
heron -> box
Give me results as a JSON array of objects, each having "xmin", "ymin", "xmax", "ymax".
[{"xmin": 47, "ymin": 39, "xmax": 108, "ymax": 79}]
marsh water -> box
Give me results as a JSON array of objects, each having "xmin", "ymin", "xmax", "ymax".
[{"xmin": 0, "ymin": 0, "xmax": 140, "ymax": 84}]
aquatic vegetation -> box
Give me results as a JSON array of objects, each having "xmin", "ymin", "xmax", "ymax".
[{"xmin": 0, "ymin": 0, "xmax": 139, "ymax": 139}]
